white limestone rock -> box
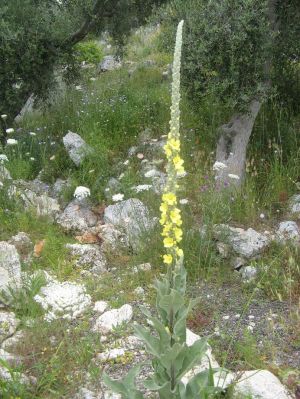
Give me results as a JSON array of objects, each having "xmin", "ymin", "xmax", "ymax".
[
  {"xmin": 133, "ymin": 263, "xmax": 152, "ymax": 273},
  {"xmin": 93, "ymin": 304, "xmax": 133, "ymax": 334},
  {"xmin": 0, "ymin": 165, "xmax": 12, "ymax": 181},
  {"xmin": 57, "ymin": 200, "xmax": 98, "ymax": 234},
  {"xmin": 104, "ymin": 199, "xmax": 156, "ymax": 250},
  {"xmin": 99, "ymin": 56, "xmax": 122, "ymax": 72},
  {"xmin": 34, "ymin": 280, "xmax": 91, "ymax": 322},
  {"xmin": 98, "ymin": 224, "xmax": 129, "ymax": 253},
  {"xmin": 63, "ymin": 131, "xmax": 92, "ymax": 166},
  {"xmin": 0, "ymin": 242, "xmax": 22, "ymax": 292},
  {"xmin": 65, "ymin": 243, "xmax": 107, "ymax": 274},
  {"xmin": 0, "ymin": 312, "xmax": 19, "ymax": 344},
  {"xmin": 276, "ymin": 221, "xmax": 300, "ymax": 244},
  {"xmin": 76, "ymin": 388, "xmax": 98, "ymax": 399},
  {"xmin": 0, "ymin": 348, "xmax": 22, "ymax": 366},
  {"xmin": 234, "ymin": 370, "xmax": 292, "ymax": 399},
  {"xmin": 97, "ymin": 347, "xmax": 126, "ymax": 361},
  {"xmin": 241, "ymin": 265, "xmax": 258, "ymax": 281},
  {"xmin": 1, "ymin": 330, "xmax": 25, "ymax": 351},
  {"xmin": 20, "ymin": 189, "xmax": 60, "ymax": 219},
  {"xmin": 104, "ymin": 392, "xmax": 121, "ymax": 399},
  {"xmin": 9, "ymin": 232, "xmax": 33, "ymax": 261},
  {"xmin": 289, "ymin": 194, "xmax": 300, "ymax": 216},
  {"xmin": 93, "ymin": 301, "xmax": 109, "ymax": 314},
  {"xmin": 215, "ymin": 225, "xmax": 269, "ymax": 258},
  {"xmin": 133, "ymin": 286, "xmax": 145, "ymax": 297}
]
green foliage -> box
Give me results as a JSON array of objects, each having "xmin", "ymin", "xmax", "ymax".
[
  {"xmin": 74, "ymin": 40, "xmax": 104, "ymax": 65},
  {"xmin": 0, "ymin": 272, "xmax": 46, "ymax": 320},
  {"xmin": 103, "ymin": 264, "xmax": 220, "ymax": 399},
  {"xmin": 0, "ymin": 0, "xmax": 169, "ymax": 134},
  {"xmin": 158, "ymin": 0, "xmax": 300, "ymax": 110}
]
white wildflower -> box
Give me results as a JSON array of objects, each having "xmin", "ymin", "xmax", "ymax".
[
  {"xmin": 179, "ymin": 199, "xmax": 189, "ymax": 205},
  {"xmin": 74, "ymin": 186, "xmax": 90, "ymax": 200},
  {"xmin": 123, "ymin": 160, "xmax": 129, "ymax": 166},
  {"xmin": 29, "ymin": 132, "xmax": 36, "ymax": 136},
  {"xmin": 112, "ymin": 193, "xmax": 124, "ymax": 202},
  {"xmin": 1, "ymin": 114, "xmax": 7, "ymax": 120},
  {"xmin": 0, "ymin": 154, "xmax": 8, "ymax": 163},
  {"xmin": 75, "ymin": 85, "xmax": 83, "ymax": 91},
  {"xmin": 259, "ymin": 213, "xmax": 265, "ymax": 219},
  {"xmin": 118, "ymin": 173, "xmax": 125, "ymax": 180},
  {"xmin": 0, "ymin": 181, "xmax": 3, "ymax": 188},
  {"xmin": 5, "ymin": 128, "xmax": 14, "ymax": 134},
  {"xmin": 30, "ymin": 157, "xmax": 35, "ymax": 161},
  {"xmin": 90, "ymin": 77, "xmax": 96, "ymax": 81},
  {"xmin": 144, "ymin": 169, "xmax": 160, "ymax": 178},
  {"xmin": 50, "ymin": 155, "xmax": 55, "ymax": 161},
  {"xmin": 137, "ymin": 153, "xmax": 144, "ymax": 159},
  {"xmin": 228, "ymin": 174, "xmax": 240, "ymax": 180},
  {"xmin": 7, "ymin": 139, "xmax": 18, "ymax": 145},
  {"xmin": 212, "ymin": 161, "xmax": 227, "ymax": 171},
  {"xmin": 132, "ymin": 184, "xmax": 152, "ymax": 193}
]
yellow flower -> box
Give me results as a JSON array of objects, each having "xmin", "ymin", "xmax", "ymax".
[
  {"xmin": 160, "ymin": 202, "xmax": 168, "ymax": 214},
  {"xmin": 173, "ymin": 155, "xmax": 184, "ymax": 171},
  {"xmin": 164, "ymin": 144, "xmax": 172, "ymax": 158},
  {"xmin": 160, "ymin": 215, "xmax": 166, "ymax": 225},
  {"xmin": 162, "ymin": 223, "xmax": 172, "ymax": 236},
  {"xmin": 176, "ymin": 248, "xmax": 183, "ymax": 257},
  {"xmin": 170, "ymin": 208, "xmax": 182, "ymax": 225},
  {"xmin": 164, "ymin": 237, "xmax": 175, "ymax": 248},
  {"xmin": 163, "ymin": 254, "xmax": 173, "ymax": 264},
  {"xmin": 174, "ymin": 227, "xmax": 183, "ymax": 242},
  {"xmin": 162, "ymin": 192, "xmax": 177, "ymax": 205},
  {"xmin": 169, "ymin": 138, "xmax": 180, "ymax": 151}
]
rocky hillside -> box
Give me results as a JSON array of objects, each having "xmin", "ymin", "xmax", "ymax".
[{"xmin": 0, "ymin": 27, "xmax": 299, "ymax": 399}]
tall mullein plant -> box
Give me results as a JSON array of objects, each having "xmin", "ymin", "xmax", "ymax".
[{"xmin": 103, "ymin": 21, "xmax": 219, "ymax": 399}]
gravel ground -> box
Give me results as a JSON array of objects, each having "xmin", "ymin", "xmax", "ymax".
[{"xmin": 188, "ymin": 279, "xmax": 300, "ymax": 371}]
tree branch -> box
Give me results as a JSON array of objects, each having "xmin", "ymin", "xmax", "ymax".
[{"xmin": 66, "ymin": 0, "xmax": 114, "ymax": 47}]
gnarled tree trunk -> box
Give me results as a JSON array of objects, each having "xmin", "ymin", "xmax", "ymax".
[{"xmin": 215, "ymin": 100, "xmax": 261, "ymax": 185}]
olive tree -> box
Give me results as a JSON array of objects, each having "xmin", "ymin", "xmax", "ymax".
[
  {"xmin": 0, "ymin": 0, "xmax": 167, "ymax": 144},
  {"xmin": 159, "ymin": 0, "xmax": 300, "ymax": 185}
]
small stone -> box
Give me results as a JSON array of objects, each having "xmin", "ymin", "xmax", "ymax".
[
  {"xmin": 63, "ymin": 131, "xmax": 92, "ymax": 166},
  {"xmin": 216, "ymin": 242, "xmax": 229, "ymax": 258},
  {"xmin": 0, "ymin": 312, "xmax": 19, "ymax": 344},
  {"xmin": 93, "ymin": 304, "xmax": 133, "ymax": 335},
  {"xmin": 231, "ymin": 257, "xmax": 246, "ymax": 270},
  {"xmin": 133, "ymin": 286, "xmax": 145, "ymax": 297},
  {"xmin": 241, "ymin": 266, "xmax": 258, "ymax": 281},
  {"xmin": 133, "ymin": 263, "xmax": 152, "ymax": 273},
  {"xmin": 97, "ymin": 348, "xmax": 126, "ymax": 361}
]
